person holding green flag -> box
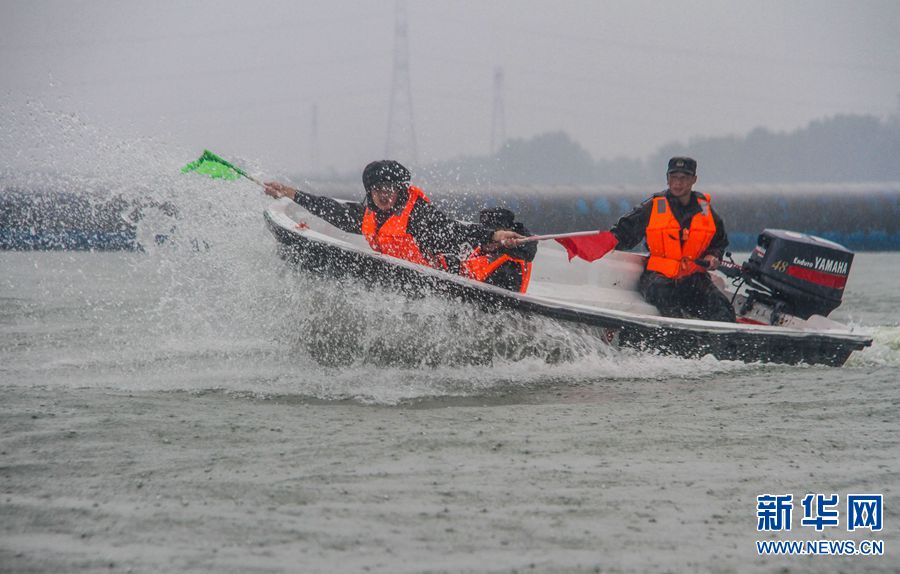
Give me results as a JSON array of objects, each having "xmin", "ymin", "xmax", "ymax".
[{"xmin": 263, "ymin": 160, "xmax": 532, "ymax": 281}]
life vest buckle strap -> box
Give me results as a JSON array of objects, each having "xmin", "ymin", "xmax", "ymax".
[{"xmin": 646, "ymin": 192, "xmax": 716, "ymax": 279}]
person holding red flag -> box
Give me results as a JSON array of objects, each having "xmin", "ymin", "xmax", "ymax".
[
  {"xmin": 557, "ymin": 157, "xmax": 735, "ymax": 322},
  {"xmin": 461, "ymin": 207, "xmax": 536, "ymax": 293}
]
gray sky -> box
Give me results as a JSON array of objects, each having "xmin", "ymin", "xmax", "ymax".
[{"xmin": 3, "ymin": 0, "xmax": 899, "ymax": 175}]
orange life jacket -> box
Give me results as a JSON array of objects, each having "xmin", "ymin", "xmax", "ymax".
[
  {"xmin": 645, "ymin": 193, "xmax": 717, "ymax": 279},
  {"xmin": 361, "ymin": 185, "xmax": 446, "ymax": 270},
  {"xmin": 461, "ymin": 247, "xmax": 533, "ymax": 293}
]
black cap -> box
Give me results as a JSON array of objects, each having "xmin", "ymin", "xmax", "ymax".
[
  {"xmin": 362, "ymin": 160, "xmax": 410, "ymax": 191},
  {"xmin": 479, "ymin": 207, "xmax": 515, "ymax": 229},
  {"xmin": 667, "ymin": 156, "xmax": 697, "ymax": 176}
]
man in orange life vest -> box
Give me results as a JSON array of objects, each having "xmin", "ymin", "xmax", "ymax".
[
  {"xmin": 461, "ymin": 207, "xmax": 536, "ymax": 293},
  {"xmin": 263, "ymin": 160, "xmax": 528, "ymax": 289},
  {"xmin": 558, "ymin": 157, "xmax": 735, "ymax": 322}
]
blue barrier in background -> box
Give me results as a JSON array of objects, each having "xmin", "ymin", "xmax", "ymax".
[{"xmin": 5, "ymin": 184, "xmax": 900, "ymax": 251}]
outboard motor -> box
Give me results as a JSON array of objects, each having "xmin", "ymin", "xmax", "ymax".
[{"xmin": 740, "ymin": 229, "xmax": 853, "ymax": 319}]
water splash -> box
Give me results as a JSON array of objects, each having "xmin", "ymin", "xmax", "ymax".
[
  {"xmin": 3, "ymin": 97, "xmax": 883, "ymax": 405},
  {"xmin": 845, "ymin": 326, "xmax": 900, "ymax": 368}
]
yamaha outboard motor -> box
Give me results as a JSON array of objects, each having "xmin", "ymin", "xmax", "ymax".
[{"xmin": 740, "ymin": 229, "xmax": 853, "ymax": 319}]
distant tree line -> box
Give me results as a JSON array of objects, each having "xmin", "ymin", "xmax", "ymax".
[
  {"xmin": 651, "ymin": 114, "xmax": 900, "ymax": 184},
  {"xmin": 416, "ymin": 113, "xmax": 900, "ymax": 186}
]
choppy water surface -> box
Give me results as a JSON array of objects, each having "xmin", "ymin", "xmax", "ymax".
[
  {"xmin": 2, "ymin": 242, "xmax": 897, "ymax": 404},
  {"xmin": 1, "ymin": 101, "xmax": 898, "ymax": 404}
]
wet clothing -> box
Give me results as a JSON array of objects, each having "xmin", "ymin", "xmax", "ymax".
[
  {"xmin": 361, "ymin": 186, "xmax": 446, "ymax": 269},
  {"xmin": 290, "ymin": 185, "xmax": 496, "ymax": 273},
  {"xmin": 645, "ymin": 193, "xmax": 717, "ymax": 279},
  {"xmin": 611, "ymin": 190, "xmax": 728, "ymax": 259},
  {"xmin": 638, "ymin": 271, "xmax": 736, "ymax": 322},
  {"xmin": 611, "ymin": 190, "xmax": 735, "ymax": 322},
  {"xmin": 461, "ymin": 221, "xmax": 536, "ymax": 292},
  {"xmin": 462, "ymin": 249, "xmax": 533, "ymax": 292}
]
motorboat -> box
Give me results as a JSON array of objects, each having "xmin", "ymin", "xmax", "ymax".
[{"xmin": 264, "ymin": 198, "xmax": 872, "ymax": 366}]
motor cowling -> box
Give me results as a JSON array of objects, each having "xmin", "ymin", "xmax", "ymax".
[{"xmin": 743, "ymin": 229, "xmax": 853, "ymax": 319}]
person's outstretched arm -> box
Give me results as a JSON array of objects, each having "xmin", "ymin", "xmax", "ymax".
[
  {"xmin": 406, "ymin": 201, "xmax": 512, "ymax": 255},
  {"xmin": 264, "ymin": 182, "xmax": 365, "ymax": 234},
  {"xmin": 609, "ymin": 198, "xmax": 653, "ymax": 250}
]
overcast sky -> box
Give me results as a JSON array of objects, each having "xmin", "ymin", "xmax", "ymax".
[{"xmin": 3, "ymin": 0, "xmax": 899, "ymax": 175}]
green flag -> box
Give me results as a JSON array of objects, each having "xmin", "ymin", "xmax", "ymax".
[{"xmin": 181, "ymin": 150, "xmax": 250, "ymax": 181}]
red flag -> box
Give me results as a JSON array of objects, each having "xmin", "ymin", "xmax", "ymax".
[{"xmin": 555, "ymin": 231, "xmax": 618, "ymax": 262}]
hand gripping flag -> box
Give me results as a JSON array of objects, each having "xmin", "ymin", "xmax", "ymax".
[{"xmin": 555, "ymin": 230, "xmax": 618, "ymax": 262}]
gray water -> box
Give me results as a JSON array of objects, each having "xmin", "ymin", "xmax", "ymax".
[
  {"xmin": 2, "ymin": 244, "xmax": 899, "ymax": 573},
  {"xmin": 2, "ymin": 107, "xmax": 899, "ymax": 572},
  {"xmin": 1, "ymin": 100, "xmax": 897, "ymax": 402},
  {"xmin": 2, "ymin": 246, "xmax": 898, "ymax": 404}
]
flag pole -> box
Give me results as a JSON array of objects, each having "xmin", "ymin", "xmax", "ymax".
[{"xmin": 517, "ymin": 230, "xmax": 602, "ymax": 243}]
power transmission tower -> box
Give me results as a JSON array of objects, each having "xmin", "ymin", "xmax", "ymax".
[
  {"xmin": 385, "ymin": 0, "xmax": 418, "ymax": 164},
  {"xmin": 310, "ymin": 103, "xmax": 318, "ymax": 174},
  {"xmin": 490, "ymin": 66, "xmax": 506, "ymax": 154}
]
